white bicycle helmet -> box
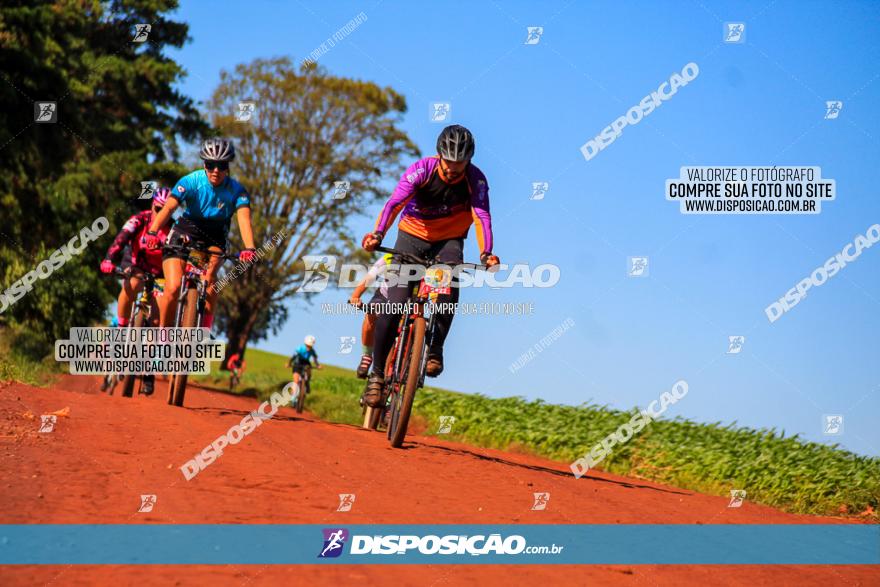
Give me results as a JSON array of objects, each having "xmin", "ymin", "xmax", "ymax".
[{"xmin": 304, "ymin": 335, "xmax": 316, "ymax": 346}]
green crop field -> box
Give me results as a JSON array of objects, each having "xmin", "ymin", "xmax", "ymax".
[{"xmin": 191, "ymin": 347, "xmax": 880, "ymax": 518}]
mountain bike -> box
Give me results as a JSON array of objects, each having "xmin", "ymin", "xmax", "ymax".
[
  {"xmin": 369, "ymin": 246, "xmax": 485, "ymax": 447},
  {"xmin": 292, "ymin": 364, "xmax": 311, "ymax": 414},
  {"xmin": 100, "ymin": 268, "xmax": 162, "ymax": 396},
  {"xmin": 118, "ymin": 269, "xmax": 163, "ymax": 398},
  {"xmin": 164, "ymin": 244, "xmax": 239, "ymax": 408}
]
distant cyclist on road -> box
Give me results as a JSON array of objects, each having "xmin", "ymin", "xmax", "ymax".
[
  {"xmin": 142, "ymin": 138, "xmax": 257, "ymax": 330},
  {"xmin": 100, "ymin": 188, "xmax": 173, "ymax": 395},
  {"xmin": 348, "ymin": 253, "xmax": 393, "ymax": 378},
  {"xmin": 226, "ymin": 352, "xmax": 246, "ymax": 387},
  {"xmin": 287, "ymin": 335, "xmax": 322, "ymax": 394},
  {"xmin": 361, "ymin": 125, "xmax": 499, "ymax": 407}
]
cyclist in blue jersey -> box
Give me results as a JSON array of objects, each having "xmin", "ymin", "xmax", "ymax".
[
  {"xmin": 287, "ymin": 335, "xmax": 321, "ymax": 393},
  {"xmin": 143, "ymin": 138, "xmax": 257, "ymax": 329}
]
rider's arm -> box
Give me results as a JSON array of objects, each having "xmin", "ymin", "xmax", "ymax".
[
  {"xmin": 311, "ymin": 349, "xmax": 320, "ymax": 367},
  {"xmin": 351, "ymin": 280, "xmax": 368, "ymax": 303},
  {"xmin": 105, "ymin": 214, "xmax": 141, "ymax": 264},
  {"xmin": 148, "ymin": 197, "xmax": 178, "ymax": 234},
  {"xmin": 468, "ymin": 167, "xmax": 494, "ymax": 257},
  {"xmin": 235, "ymin": 204, "xmax": 256, "ymax": 250},
  {"xmin": 351, "ymin": 257, "xmax": 384, "ymax": 301},
  {"xmin": 371, "ymin": 159, "xmax": 428, "ymax": 238}
]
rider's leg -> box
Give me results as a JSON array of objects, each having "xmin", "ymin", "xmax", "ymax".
[
  {"xmin": 425, "ymin": 238, "xmax": 464, "ymax": 375},
  {"xmin": 159, "ymin": 258, "xmax": 185, "ymax": 327},
  {"xmin": 201, "ymin": 245, "xmax": 224, "ymax": 330},
  {"xmin": 357, "ymin": 306, "xmax": 378, "ymax": 378},
  {"xmin": 362, "ymin": 314, "xmax": 376, "ymax": 349},
  {"xmin": 117, "ymin": 272, "xmax": 144, "ymax": 326},
  {"xmin": 369, "ymin": 232, "xmax": 431, "ymax": 376}
]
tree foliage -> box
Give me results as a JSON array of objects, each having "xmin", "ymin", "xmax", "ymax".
[
  {"xmin": 0, "ymin": 0, "xmax": 206, "ymax": 346},
  {"xmin": 207, "ymin": 57, "xmax": 419, "ymax": 356}
]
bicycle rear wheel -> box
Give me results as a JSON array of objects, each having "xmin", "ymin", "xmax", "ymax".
[
  {"xmin": 119, "ymin": 306, "xmax": 146, "ymax": 398},
  {"xmin": 389, "ymin": 316, "xmax": 425, "ymax": 448},
  {"xmin": 171, "ymin": 287, "xmax": 199, "ymax": 407}
]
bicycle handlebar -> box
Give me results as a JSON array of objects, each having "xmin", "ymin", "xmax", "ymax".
[
  {"xmin": 162, "ymin": 244, "xmax": 240, "ymax": 262},
  {"xmin": 110, "ymin": 267, "xmax": 157, "ymax": 282},
  {"xmin": 375, "ymin": 246, "xmax": 486, "ymax": 271}
]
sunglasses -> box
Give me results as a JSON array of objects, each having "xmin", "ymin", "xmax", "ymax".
[
  {"xmin": 153, "ymin": 205, "xmax": 163, "ymax": 213},
  {"xmin": 204, "ymin": 161, "xmax": 229, "ymax": 172}
]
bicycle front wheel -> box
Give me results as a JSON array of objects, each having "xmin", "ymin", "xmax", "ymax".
[
  {"xmin": 120, "ymin": 305, "xmax": 147, "ymax": 398},
  {"xmin": 295, "ymin": 380, "xmax": 306, "ymax": 413},
  {"xmin": 171, "ymin": 287, "xmax": 199, "ymax": 407},
  {"xmin": 389, "ymin": 316, "xmax": 425, "ymax": 448}
]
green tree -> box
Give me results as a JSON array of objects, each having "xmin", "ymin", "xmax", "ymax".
[
  {"xmin": 0, "ymin": 0, "xmax": 206, "ymax": 349},
  {"xmin": 206, "ymin": 57, "xmax": 418, "ymax": 359}
]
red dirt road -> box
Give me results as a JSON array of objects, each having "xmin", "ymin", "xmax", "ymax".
[{"xmin": 1, "ymin": 375, "xmax": 877, "ymax": 586}]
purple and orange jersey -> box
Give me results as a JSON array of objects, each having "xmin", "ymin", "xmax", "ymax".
[{"xmin": 372, "ymin": 156, "xmax": 493, "ymax": 254}]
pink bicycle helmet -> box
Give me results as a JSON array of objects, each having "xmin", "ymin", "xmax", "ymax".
[{"xmin": 153, "ymin": 187, "xmax": 171, "ymax": 206}]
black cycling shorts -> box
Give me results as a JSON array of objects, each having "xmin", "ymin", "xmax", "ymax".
[{"xmin": 163, "ymin": 217, "xmax": 227, "ymax": 261}]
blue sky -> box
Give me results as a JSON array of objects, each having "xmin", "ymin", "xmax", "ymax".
[{"xmin": 167, "ymin": 0, "xmax": 880, "ymax": 456}]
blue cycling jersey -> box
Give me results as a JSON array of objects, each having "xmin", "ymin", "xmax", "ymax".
[
  {"xmin": 171, "ymin": 169, "xmax": 250, "ymax": 224},
  {"xmin": 291, "ymin": 344, "xmax": 318, "ymax": 366}
]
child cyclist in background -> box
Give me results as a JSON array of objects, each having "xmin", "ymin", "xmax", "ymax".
[
  {"xmin": 226, "ymin": 352, "xmax": 246, "ymax": 389},
  {"xmin": 348, "ymin": 253, "xmax": 392, "ymax": 378},
  {"xmin": 99, "ymin": 187, "xmax": 173, "ymax": 395},
  {"xmin": 286, "ymin": 335, "xmax": 321, "ymax": 396}
]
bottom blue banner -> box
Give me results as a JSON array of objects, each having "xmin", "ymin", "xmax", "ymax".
[{"xmin": 1, "ymin": 524, "xmax": 877, "ymax": 564}]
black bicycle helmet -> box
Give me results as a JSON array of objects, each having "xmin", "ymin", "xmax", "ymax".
[
  {"xmin": 436, "ymin": 125, "xmax": 475, "ymax": 162},
  {"xmin": 199, "ymin": 137, "xmax": 236, "ymax": 162}
]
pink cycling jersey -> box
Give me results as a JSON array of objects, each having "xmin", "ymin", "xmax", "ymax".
[{"xmin": 104, "ymin": 210, "xmax": 169, "ymax": 275}]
